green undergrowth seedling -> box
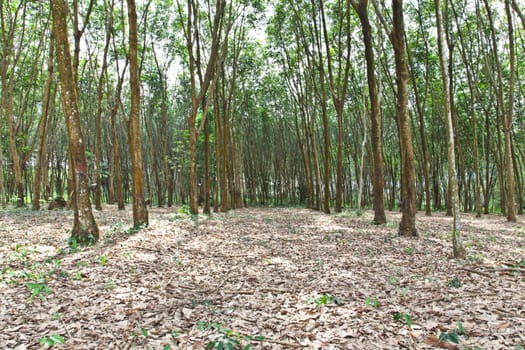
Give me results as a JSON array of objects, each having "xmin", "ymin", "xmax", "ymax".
[
  {"xmin": 196, "ymin": 321, "xmax": 264, "ymax": 350},
  {"xmin": 178, "ymin": 204, "xmax": 191, "ymax": 215},
  {"xmin": 11, "ymin": 243, "xmax": 35, "ymax": 261},
  {"xmin": 447, "ymin": 276, "xmax": 462, "ymax": 288},
  {"xmin": 308, "ymin": 294, "xmax": 342, "ymax": 307},
  {"xmin": 393, "ymin": 311, "xmax": 412, "ymax": 328},
  {"xmin": 98, "ymin": 255, "xmax": 108, "ymax": 266},
  {"xmin": 439, "ymin": 321, "xmax": 468, "ymax": 345},
  {"xmin": 39, "ymin": 334, "xmax": 65, "ymax": 346},
  {"xmin": 404, "ymin": 247, "xmax": 414, "ymax": 255},
  {"xmin": 26, "ymin": 282, "xmax": 51, "ymax": 302},
  {"xmin": 127, "ymin": 223, "xmax": 147, "ymax": 235},
  {"xmin": 365, "ymin": 296, "xmax": 379, "ymax": 308}
]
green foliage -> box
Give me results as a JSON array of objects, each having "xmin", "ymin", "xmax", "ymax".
[
  {"xmin": 105, "ymin": 279, "xmax": 116, "ymax": 290},
  {"xmin": 178, "ymin": 204, "xmax": 191, "ymax": 215},
  {"xmin": 39, "ymin": 334, "xmax": 65, "ymax": 347},
  {"xmin": 467, "ymin": 253, "xmax": 484, "ymax": 264},
  {"xmin": 67, "ymin": 234, "xmax": 96, "ymax": 251},
  {"xmin": 127, "ymin": 223, "xmax": 147, "ymax": 235},
  {"xmin": 308, "ymin": 294, "xmax": 341, "ymax": 307},
  {"xmin": 404, "ymin": 247, "xmax": 414, "ymax": 255},
  {"xmin": 11, "ymin": 243, "xmax": 34, "ymax": 260},
  {"xmin": 68, "ymin": 237, "xmax": 79, "ymax": 253},
  {"xmin": 393, "ymin": 312, "xmax": 412, "ymax": 328},
  {"xmin": 439, "ymin": 321, "xmax": 468, "ymax": 344},
  {"xmin": 98, "ymin": 255, "xmax": 108, "ymax": 266},
  {"xmin": 447, "ymin": 276, "xmax": 462, "ymax": 288},
  {"xmin": 196, "ymin": 321, "xmax": 264, "ymax": 350},
  {"xmin": 365, "ymin": 297, "xmax": 379, "ymax": 308},
  {"xmin": 26, "ymin": 282, "xmax": 51, "ymax": 302}
]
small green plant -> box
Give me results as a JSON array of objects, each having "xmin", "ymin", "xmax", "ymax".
[
  {"xmin": 365, "ymin": 297, "xmax": 379, "ymax": 308},
  {"xmin": 98, "ymin": 255, "xmax": 108, "ymax": 266},
  {"xmin": 178, "ymin": 204, "xmax": 191, "ymax": 215},
  {"xmin": 105, "ymin": 279, "xmax": 116, "ymax": 289},
  {"xmin": 52, "ymin": 312, "xmax": 62, "ymax": 320},
  {"xmin": 127, "ymin": 223, "xmax": 146, "ymax": 235},
  {"xmin": 404, "ymin": 247, "xmax": 414, "ymax": 255},
  {"xmin": 467, "ymin": 253, "xmax": 484, "ymax": 263},
  {"xmin": 309, "ymin": 294, "xmax": 341, "ymax": 306},
  {"xmin": 448, "ymin": 276, "xmax": 462, "ymax": 288},
  {"xmin": 39, "ymin": 334, "xmax": 65, "ymax": 346},
  {"xmin": 197, "ymin": 321, "xmax": 264, "ymax": 350},
  {"xmin": 71, "ymin": 271, "xmax": 83, "ymax": 280},
  {"xmin": 68, "ymin": 238, "xmax": 79, "ymax": 253},
  {"xmin": 11, "ymin": 243, "xmax": 34, "ymax": 260},
  {"xmin": 109, "ymin": 221, "xmax": 124, "ymax": 232},
  {"xmin": 263, "ymin": 217, "xmax": 274, "ymax": 224},
  {"xmin": 439, "ymin": 321, "xmax": 468, "ymax": 344},
  {"xmin": 393, "ymin": 312, "xmax": 412, "ymax": 328},
  {"xmin": 26, "ymin": 282, "xmax": 51, "ymax": 302}
]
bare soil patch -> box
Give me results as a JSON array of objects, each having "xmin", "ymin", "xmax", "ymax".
[{"xmin": 0, "ymin": 206, "xmax": 524, "ymax": 349}]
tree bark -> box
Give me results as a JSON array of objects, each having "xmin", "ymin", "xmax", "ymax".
[
  {"xmin": 435, "ymin": 0, "xmax": 465, "ymax": 258},
  {"xmin": 504, "ymin": 0, "xmax": 516, "ymax": 222},
  {"xmin": 51, "ymin": 0, "xmax": 99, "ymax": 243},
  {"xmin": 352, "ymin": 0, "xmax": 386, "ymax": 223},
  {"xmin": 127, "ymin": 0, "xmax": 148, "ymax": 227},
  {"xmin": 392, "ymin": 0, "xmax": 417, "ymax": 236},
  {"xmin": 33, "ymin": 36, "xmax": 55, "ymax": 210}
]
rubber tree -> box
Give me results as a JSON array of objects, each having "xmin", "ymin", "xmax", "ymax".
[{"xmin": 51, "ymin": 0, "xmax": 99, "ymax": 244}]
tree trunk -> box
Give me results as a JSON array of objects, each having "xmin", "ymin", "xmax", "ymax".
[
  {"xmin": 127, "ymin": 0, "xmax": 148, "ymax": 227},
  {"xmin": 51, "ymin": 0, "xmax": 99, "ymax": 243},
  {"xmin": 504, "ymin": 0, "xmax": 516, "ymax": 222},
  {"xmin": 352, "ymin": 0, "xmax": 386, "ymax": 223},
  {"xmin": 435, "ymin": 0, "xmax": 465, "ymax": 258},
  {"xmin": 33, "ymin": 36, "xmax": 55, "ymax": 210},
  {"xmin": 392, "ymin": 0, "xmax": 417, "ymax": 236}
]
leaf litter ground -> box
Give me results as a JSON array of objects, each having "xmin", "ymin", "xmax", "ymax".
[{"xmin": 0, "ymin": 206, "xmax": 524, "ymax": 349}]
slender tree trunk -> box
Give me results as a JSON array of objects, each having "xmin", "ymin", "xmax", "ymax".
[
  {"xmin": 93, "ymin": 5, "xmax": 111, "ymax": 211},
  {"xmin": 127, "ymin": 0, "xmax": 148, "ymax": 227},
  {"xmin": 203, "ymin": 104, "xmax": 211, "ymax": 214},
  {"xmin": 1, "ymin": 60, "xmax": 24, "ymax": 207},
  {"xmin": 352, "ymin": 0, "xmax": 386, "ymax": 223},
  {"xmin": 357, "ymin": 109, "xmax": 367, "ymax": 215},
  {"xmin": 51, "ymin": 0, "xmax": 99, "ymax": 243},
  {"xmin": 33, "ymin": 36, "xmax": 54, "ymax": 210},
  {"xmin": 392, "ymin": 0, "xmax": 417, "ymax": 236},
  {"xmin": 435, "ymin": 0, "xmax": 464, "ymax": 258},
  {"xmin": 504, "ymin": 0, "xmax": 516, "ymax": 222}
]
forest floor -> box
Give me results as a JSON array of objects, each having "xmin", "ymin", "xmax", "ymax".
[{"xmin": 0, "ymin": 205, "xmax": 524, "ymax": 350}]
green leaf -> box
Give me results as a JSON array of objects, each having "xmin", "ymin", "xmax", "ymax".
[
  {"xmin": 49, "ymin": 334, "xmax": 65, "ymax": 343},
  {"xmin": 448, "ymin": 332, "xmax": 460, "ymax": 344},
  {"xmin": 141, "ymin": 328, "xmax": 148, "ymax": 337},
  {"xmin": 39, "ymin": 337, "xmax": 54, "ymax": 346},
  {"xmin": 402, "ymin": 314, "xmax": 412, "ymax": 328},
  {"xmin": 393, "ymin": 312, "xmax": 401, "ymax": 321}
]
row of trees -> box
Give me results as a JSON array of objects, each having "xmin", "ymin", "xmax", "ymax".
[{"xmin": 0, "ymin": 0, "xmax": 524, "ymax": 253}]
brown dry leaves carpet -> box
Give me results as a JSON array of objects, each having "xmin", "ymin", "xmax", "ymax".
[{"xmin": 0, "ymin": 206, "xmax": 524, "ymax": 349}]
